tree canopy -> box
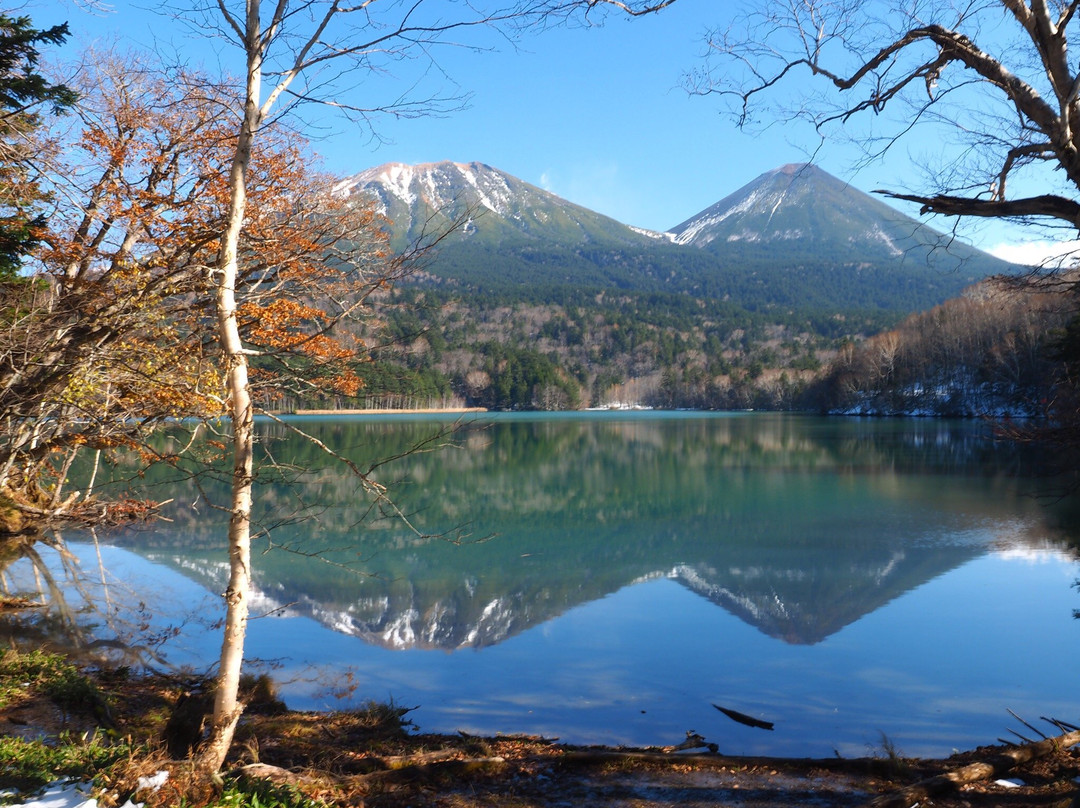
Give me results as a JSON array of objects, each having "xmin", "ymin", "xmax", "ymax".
[{"xmin": 0, "ymin": 50, "xmax": 401, "ymax": 532}]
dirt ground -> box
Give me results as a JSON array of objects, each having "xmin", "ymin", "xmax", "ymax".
[{"xmin": 227, "ymin": 724, "xmax": 1080, "ymax": 808}]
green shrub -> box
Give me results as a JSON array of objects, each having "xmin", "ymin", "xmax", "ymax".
[{"xmin": 187, "ymin": 780, "xmax": 329, "ymax": 808}]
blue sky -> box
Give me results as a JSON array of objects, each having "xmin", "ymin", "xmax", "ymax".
[{"xmin": 45, "ymin": 0, "xmax": 1065, "ymax": 261}]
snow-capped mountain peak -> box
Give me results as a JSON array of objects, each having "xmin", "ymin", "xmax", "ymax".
[
  {"xmin": 664, "ymin": 162, "xmax": 953, "ymax": 262},
  {"xmin": 334, "ymin": 160, "xmax": 659, "ymax": 249}
]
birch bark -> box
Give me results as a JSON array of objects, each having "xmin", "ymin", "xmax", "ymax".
[{"xmin": 199, "ymin": 1, "xmax": 263, "ymax": 770}]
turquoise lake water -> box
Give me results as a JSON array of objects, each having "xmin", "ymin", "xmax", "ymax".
[{"xmin": 8, "ymin": 412, "xmax": 1080, "ymax": 758}]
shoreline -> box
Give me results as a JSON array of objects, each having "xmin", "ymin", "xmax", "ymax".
[{"xmin": 287, "ymin": 407, "xmax": 488, "ymax": 415}]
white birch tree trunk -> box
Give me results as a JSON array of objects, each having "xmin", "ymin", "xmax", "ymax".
[{"xmin": 199, "ymin": 2, "xmax": 263, "ymax": 771}]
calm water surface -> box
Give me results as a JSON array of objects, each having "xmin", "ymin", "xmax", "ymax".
[{"xmin": 8, "ymin": 412, "xmax": 1080, "ymax": 758}]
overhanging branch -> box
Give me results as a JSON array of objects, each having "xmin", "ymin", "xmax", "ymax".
[{"xmin": 875, "ymin": 189, "xmax": 1080, "ymax": 227}]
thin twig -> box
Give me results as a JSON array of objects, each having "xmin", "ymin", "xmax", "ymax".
[{"xmin": 1007, "ymin": 709, "xmax": 1048, "ymax": 740}]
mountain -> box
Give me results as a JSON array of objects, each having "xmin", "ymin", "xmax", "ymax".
[
  {"xmin": 336, "ymin": 160, "xmax": 1013, "ymax": 309},
  {"xmin": 334, "ymin": 161, "xmax": 660, "ymax": 250},
  {"xmin": 325, "ymin": 160, "xmax": 1025, "ymax": 410},
  {"xmin": 335, "ymin": 160, "xmax": 686, "ymax": 293},
  {"xmin": 668, "ymin": 162, "xmax": 1002, "ymax": 275}
]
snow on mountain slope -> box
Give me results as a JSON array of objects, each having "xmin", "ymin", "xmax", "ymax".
[
  {"xmin": 665, "ymin": 162, "xmax": 970, "ymax": 265},
  {"xmin": 334, "ymin": 160, "xmax": 659, "ymax": 248}
]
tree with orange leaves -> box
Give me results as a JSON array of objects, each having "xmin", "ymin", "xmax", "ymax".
[{"xmin": 0, "ymin": 49, "xmax": 405, "ymax": 532}]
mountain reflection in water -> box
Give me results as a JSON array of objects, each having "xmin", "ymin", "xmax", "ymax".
[{"xmin": 14, "ymin": 412, "xmax": 1080, "ymax": 757}]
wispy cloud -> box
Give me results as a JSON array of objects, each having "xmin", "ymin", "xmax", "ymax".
[{"xmin": 988, "ymin": 239, "xmax": 1080, "ymax": 268}]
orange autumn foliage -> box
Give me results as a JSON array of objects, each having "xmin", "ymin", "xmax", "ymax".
[{"xmin": 0, "ymin": 49, "xmax": 409, "ymax": 517}]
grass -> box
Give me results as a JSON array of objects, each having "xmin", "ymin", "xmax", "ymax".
[
  {"xmin": 0, "ymin": 650, "xmax": 388, "ymax": 807},
  {"xmin": 871, "ymin": 731, "xmax": 910, "ymax": 779},
  {"xmin": 0, "ymin": 731, "xmax": 132, "ymax": 795},
  {"xmin": 0, "ymin": 650, "xmax": 129, "ymax": 799},
  {"xmin": 204, "ymin": 781, "xmax": 331, "ymax": 808},
  {"xmin": 0, "ymin": 649, "xmax": 108, "ymax": 717}
]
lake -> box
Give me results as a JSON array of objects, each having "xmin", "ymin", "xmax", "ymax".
[{"xmin": 5, "ymin": 412, "xmax": 1080, "ymax": 758}]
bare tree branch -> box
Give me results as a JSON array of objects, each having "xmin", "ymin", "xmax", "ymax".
[
  {"xmin": 877, "ymin": 189, "xmax": 1080, "ymax": 224},
  {"xmin": 693, "ymin": 0, "xmax": 1080, "ymax": 237},
  {"xmin": 180, "ymin": 0, "xmax": 683, "ymax": 773}
]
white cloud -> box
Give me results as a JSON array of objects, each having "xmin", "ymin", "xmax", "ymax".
[
  {"xmin": 987, "ymin": 239, "xmax": 1080, "ymax": 268},
  {"xmin": 547, "ymin": 161, "xmax": 646, "ymax": 225}
]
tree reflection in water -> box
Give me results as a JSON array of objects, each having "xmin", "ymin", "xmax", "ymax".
[{"xmin": 0, "ymin": 530, "xmax": 188, "ymax": 671}]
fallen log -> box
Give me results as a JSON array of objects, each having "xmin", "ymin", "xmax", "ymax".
[
  {"xmin": 563, "ymin": 749, "xmax": 731, "ymax": 765},
  {"xmin": 383, "ymin": 748, "xmax": 462, "ymax": 769},
  {"xmin": 231, "ymin": 763, "xmax": 330, "ymax": 788},
  {"xmin": 865, "ymin": 727, "xmax": 1080, "ymax": 808},
  {"xmin": 234, "ymin": 755, "xmax": 507, "ymax": 790}
]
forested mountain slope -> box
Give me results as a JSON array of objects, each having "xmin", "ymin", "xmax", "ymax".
[
  {"xmin": 671, "ymin": 163, "xmax": 999, "ymax": 269},
  {"xmin": 336, "ymin": 161, "xmax": 1014, "ymax": 313},
  {"xmin": 316, "ymin": 161, "xmax": 1025, "ymax": 411},
  {"xmin": 805, "ymin": 276, "xmax": 1072, "ymax": 417}
]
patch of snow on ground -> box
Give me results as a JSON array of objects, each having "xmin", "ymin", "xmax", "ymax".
[
  {"xmin": 8, "ymin": 772, "xmax": 168, "ymax": 808},
  {"xmin": 6, "ymin": 782, "xmax": 100, "ymax": 808},
  {"xmin": 458, "ymin": 165, "xmax": 512, "ymax": 216},
  {"xmin": 766, "ymin": 189, "xmax": 786, "ymax": 224},
  {"xmin": 864, "ymin": 224, "xmax": 903, "ymax": 256},
  {"xmin": 726, "ymin": 229, "xmax": 763, "ymax": 242},
  {"xmin": 629, "ymin": 226, "xmax": 675, "ymax": 241},
  {"xmin": 420, "ymin": 169, "xmax": 441, "ymax": 209}
]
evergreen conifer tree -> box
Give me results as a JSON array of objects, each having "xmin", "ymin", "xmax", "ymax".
[{"xmin": 0, "ymin": 16, "xmax": 75, "ymax": 278}]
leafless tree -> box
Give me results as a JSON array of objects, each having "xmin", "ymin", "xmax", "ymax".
[
  {"xmin": 811, "ymin": 277, "xmax": 1068, "ymax": 414},
  {"xmin": 693, "ymin": 0, "xmax": 1080, "ymax": 236}
]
